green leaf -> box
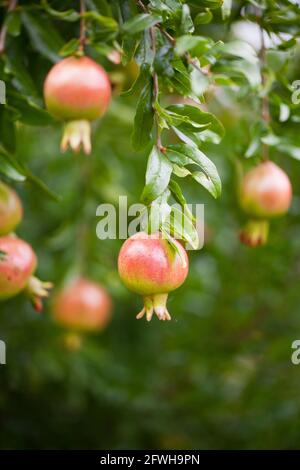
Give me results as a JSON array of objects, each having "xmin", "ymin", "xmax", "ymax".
[
  {"xmin": 141, "ymin": 146, "xmax": 173, "ymax": 204},
  {"xmin": 221, "ymin": 0, "xmax": 232, "ymax": 19},
  {"xmin": 135, "ymin": 30, "xmax": 154, "ymax": 66},
  {"xmin": 4, "ymin": 38, "xmax": 39, "ymax": 101},
  {"xmin": 215, "ymin": 59, "xmax": 261, "ymax": 88},
  {"xmin": 180, "ymin": 4, "xmax": 194, "ymax": 34},
  {"xmin": 278, "ymin": 143, "xmax": 300, "ymax": 160},
  {"xmin": 59, "ymin": 39, "xmax": 80, "ymax": 57},
  {"xmin": 154, "ymin": 44, "xmax": 174, "ymax": 77},
  {"xmin": 166, "ymin": 143, "xmax": 221, "ymax": 198},
  {"xmin": 217, "ymin": 40, "xmax": 258, "ymax": 64},
  {"xmin": 169, "ymin": 179, "xmax": 195, "ymax": 222},
  {"xmin": 161, "ymin": 228, "xmax": 189, "ymax": 266},
  {"xmin": 0, "ymin": 108, "xmax": 16, "ymax": 154},
  {"xmin": 41, "ymin": 1, "xmax": 80, "ymax": 22},
  {"xmin": 121, "ymin": 64, "xmax": 150, "ymax": 97},
  {"xmin": 189, "ymin": 0, "xmax": 222, "ymax": 8},
  {"xmin": 122, "ymin": 13, "xmax": 162, "ymax": 35},
  {"xmin": 0, "ymin": 153, "xmax": 25, "ymax": 181},
  {"xmin": 8, "ymin": 92, "xmax": 55, "ymax": 127},
  {"xmin": 175, "ymin": 35, "xmax": 212, "ymax": 57},
  {"xmin": 191, "ymin": 66, "xmax": 210, "ymax": 96},
  {"xmin": 167, "ymin": 104, "xmax": 224, "ymax": 137},
  {"xmin": 194, "ymin": 10, "xmax": 213, "ymax": 25},
  {"xmin": 192, "ymin": 171, "xmax": 220, "ymax": 198},
  {"xmin": 6, "ymin": 11, "xmax": 21, "ymax": 37},
  {"xmin": 132, "ymin": 79, "xmax": 154, "ymax": 150},
  {"xmin": 163, "ymin": 206, "xmax": 199, "ymax": 249},
  {"xmin": 84, "ymin": 11, "xmax": 118, "ymax": 30},
  {"xmin": 21, "ymin": 12, "xmax": 64, "ymax": 63},
  {"xmin": 279, "ymin": 103, "xmax": 290, "ymax": 122}
]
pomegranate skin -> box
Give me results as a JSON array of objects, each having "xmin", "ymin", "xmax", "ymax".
[
  {"xmin": 118, "ymin": 232, "xmax": 188, "ymax": 296},
  {"xmin": 0, "ymin": 236, "xmax": 37, "ymax": 300},
  {"xmin": 239, "ymin": 162, "xmax": 292, "ymax": 219},
  {"xmin": 44, "ymin": 56, "xmax": 111, "ymax": 121},
  {"xmin": 118, "ymin": 232, "xmax": 188, "ymax": 321},
  {"xmin": 0, "ymin": 182, "xmax": 23, "ymax": 236},
  {"xmin": 52, "ymin": 278, "xmax": 112, "ymax": 332}
]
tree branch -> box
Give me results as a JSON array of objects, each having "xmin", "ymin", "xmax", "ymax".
[
  {"xmin": 258, "ymin": 14, "xmax": 270, "ymax": 161},
  {"xmin": 0, "ymin": 0, "xmax": 18, "ymax": 55},
  {"xmin": 79, "ymin": 0, "xmax": 86, "ymax": 53}
]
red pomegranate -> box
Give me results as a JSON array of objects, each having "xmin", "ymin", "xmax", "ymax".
[
  {"xmin": 0, "ymin": 181, "xmax": 22, "ymax": 235},
  {"xmin": 44, "ymin": 56, "xmax": 111, "ymax": 154},
  {"xmin": 118, "ymin": 232, "xmax": 189, "ymax": 321},
  {"xmin": 239, "ymin": 161, "xmax": 292, "ymax": 218},
  {"xmin": 0, "ymin": 236, "xmax": 52, "ymax": 309},
  {"xmin": 52, "ymin": 278, "xmax": 112, "ymax": 332},
  {"xmin": 239, "ymin": 161, "xmax": 292, "ymax": 246}
]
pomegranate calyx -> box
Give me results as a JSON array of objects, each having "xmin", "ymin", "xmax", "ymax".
[
  {"xmin": 136, "ymin": 293, "xmax": 171, "ymax": 322},
  {"xmin": 239, "ymin": 219, "xmax": 269, "ymax": 247},
  {"xmin": 61, "ymin": 120, "xmax": 91, "ymax": 154},
  {"xmin": 27, "ymin": 275, "xmax": 53, "ymax": 312}
]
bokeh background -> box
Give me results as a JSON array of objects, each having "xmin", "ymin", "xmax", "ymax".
[{"xmin": 1, "ymin": 0, "xmax": 300, "ymax": 450}]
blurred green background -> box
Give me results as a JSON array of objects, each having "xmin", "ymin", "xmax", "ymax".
[
  {"xmin": 1, "ymin": 91, "xmax": 300, "ymax": 450},
  {"xmin": 1, "ymin": 0, "xmax": 300, "ymax": 451}
]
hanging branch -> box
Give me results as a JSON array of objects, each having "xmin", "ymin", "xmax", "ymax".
[
  {"xmin": 0, "ymin": 0, "xmax": 18, "ymax": 55},
  {"xmin": 136, "ymin": 0, "xmax": 209, "ymax": 76},
  {"xmin": 149, "ymin": 26, "xmax": 164, "ymax": 153},
  {"xmin": 79, "ymin": 0, "xmax": 86, "ymax": 53},
  {"xmin": 259, "ymin": 15, "xmax": 270, "ymax": 161}
]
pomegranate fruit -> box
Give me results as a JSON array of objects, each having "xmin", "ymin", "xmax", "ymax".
[
  {"xmin": 52, "ymin": 278, "xmax": 112, "ymax": 332},
  {"xmin": 0, "ymin": 181, "xmax": 22, "ymax": 235},
  {"xmin": 239, "ymin": 161, "xmax": 292, "ymax": 246},
  {"xmin": 118, "ymin": 232, "xmax": 189, "ymax": 321},
  {"xmin": 0, "ymin": 235, "xmax": 52, "ymax": 309},
  {"xmin": 44, "ymin": 56, "xmax": 111, "ymax": 154}
]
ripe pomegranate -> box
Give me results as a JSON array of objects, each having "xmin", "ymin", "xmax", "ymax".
[
  {"xmin": 0, "ymin": 235, "xmax": 52, "ymax": 309},
  {"xmin": 118, "ymin": 232, "xmax": 189, "ymax": 321},
  {"xmin": 52, "ymin": 278, "xmax": 112, "ymax": 332},
  {"xmin": 44, "ymin": 56, "xmax": 111, "ymax": 154},
  {"xmin": 0, "ymin": 181, "xmax": 22, "ymax": 235},
  {"xmin": 239, "ymin": 161, "xmax": 292, "ymax": 246}
]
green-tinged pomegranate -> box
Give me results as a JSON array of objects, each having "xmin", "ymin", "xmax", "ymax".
[
  {"xmin": 44, "ymin": 56, "xmax": 111, "ymax": 154},
  {"xmin": 0, "ymin": 181, "xmax": 22, "ymax": 235},
  {"xmin": 52, "ymin": 278, "xmax": 112, "ymax": 332},
  {"xmin": 0, "ymin": 236, "xmax": 52, "ymax": 310},
  {"xmin": 239, "ymin": 161, "xmax": 292, "ymax": 247},
  {"xmin": 118, "ymin": 232, "xmax": 189, "ymax": 321}
]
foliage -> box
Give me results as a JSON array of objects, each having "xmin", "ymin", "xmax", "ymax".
[{"xmin": 0, "ymin": 0, "xmax": 300, "ymax": 450}]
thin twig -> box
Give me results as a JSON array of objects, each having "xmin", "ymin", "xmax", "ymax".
[
  {"xmin": 79, "ymin": 0, "xmax": 86, "ymax": 53},
  {"xmin": 150, "ymin": 26, "xmax": 164, "ymax": 152},
  {"xmin": 0, "ymin": 0, "xmax": 18, "ymax": 55},
  {"xmin": 258, "ymin": 13, "xmax": 270, "ymax": 161},
  {"xmin": 136, "ymin": 0, "xmax": 207, "ymax": 76}
]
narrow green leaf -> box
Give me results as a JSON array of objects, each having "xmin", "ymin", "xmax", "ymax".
[
  {"xmin": 132, "ymin": 79, "xmax": 154, "ymax": 150},
  {"xmin": 59, "ymin": 39, "xmax": 80, "ymax": 57},
  {"xmin": 167, "ymin": 104, "xmax": 224, "ymax": 137},
  {"xmin": 122, "ymin": 13, "xmax": 162, "ymax": 35},
  {"xmin": 21, "ymin": 12, "xmax": 64, "ymax": 63},
  {"xmin": 175, "ymin": 35, "xmax": 212, "ymax": 57},
  {"xmin": 141, "ymin": 146, "xmax": 173, "ymax": 204},
  {"xmin": 84, "ymin": 11, "xmax": 118, "ymax": 30},
  {"xmin": 41, "ymin": 1, "xmax": 80, "ymax": 22},
  {"xmin": 6, "ymin": 11, "xmax": 21, "ymax": 36},
  {"xmin": 166, "ymin": 143, "xmax": 221, "ymax": 198}
]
